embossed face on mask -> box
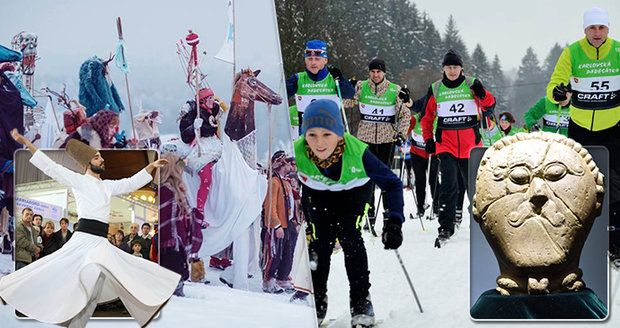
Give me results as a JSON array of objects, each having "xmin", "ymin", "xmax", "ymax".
[{"xmin": 473, "ymin": 132, "xmax": 604, "ymax": 295}]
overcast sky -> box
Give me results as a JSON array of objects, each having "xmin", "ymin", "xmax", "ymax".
[{"xmin": 413, "ymin": 0, "xmax": 619, "ymax": 71}]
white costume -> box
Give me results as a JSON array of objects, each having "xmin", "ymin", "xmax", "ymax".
[{"xmin": 0, "ymin": 150, "xmax": 180, "ymax": 327}]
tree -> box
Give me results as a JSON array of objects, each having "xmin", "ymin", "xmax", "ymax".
[
  {"xmin": 542, "ymin": 43, "xmax": 564, "ymax": 81},
  {"xmin": 470, "ymin": 44, "xmax": 492, "ymax": 85},
  {"xmin": 416, "ymin": 12, "xmax": 443, "ymax": 70},
  {"xmin": 488, "ymin": 54, "xmax": 508, "ymax": 113},
  {"xmin": 511, "ymin": 47, "xmax": 545, "ymax": 125},
  {"xmin": 442, "ymin": 15, "xmax": 470, "ymax": 69}
]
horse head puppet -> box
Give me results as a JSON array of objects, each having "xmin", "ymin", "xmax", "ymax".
[{"xmin": 224, "ymin": 69, "xmax": 282, "ymax": 142}]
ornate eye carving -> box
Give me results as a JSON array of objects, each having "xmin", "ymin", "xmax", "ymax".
[
  {"xmin": 544, "ymin": 163, "xmax": 567, "ymax": 181},
  {"xmin": 509, "ymin": 166, "xmax": 530, "ymax": 185}
]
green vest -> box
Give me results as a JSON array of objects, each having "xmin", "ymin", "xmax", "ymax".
[
  {"xmin": 289, "ymin": 105, "xmax": 299, "ymax": 127},
  {"xmin": 411, "ymin": 112, "xmax": 426, "ymax": 149},
  {"xmin": 295, "ymin": 71, "xmax": 340, "ymax": 113},
  {"xmin": 482, "ymin": 125, "xmax": 503, "ymax": 147},
  {"xmin": 541, "ymin": 98, "xmax": 570, "ymax": 135},
  {"xmin": 293, "ymin": 133, "xmax": 370, "ymax": 191},
  {"xmin": 568, "ymin": 39, "xmax": 620, "ymax": 131},
  {"xmin": 358, "ymin": 80, "xmax": 398, "ymax": 124},
  {"xmin": 433, "ymin": 77, "xmax": 479, "ymax": 129}
]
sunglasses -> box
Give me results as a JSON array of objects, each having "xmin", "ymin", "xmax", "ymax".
[{"xmin": 305, "ymin": 49, "xmax": 325, "ymax": 57}]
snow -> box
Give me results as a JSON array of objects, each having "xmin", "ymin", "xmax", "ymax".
[
  {"xmin": 2, "ymin": 189, "xmax": 620, "ymax": 327},
  {"xmin": 0, "ymin": 262, "xmax": 315, "ymax": 328},
  {"xmin": 320, "ymin": 188, "xmax": 620, "ymax": 328}
]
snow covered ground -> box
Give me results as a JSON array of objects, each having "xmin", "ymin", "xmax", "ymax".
[
  {"xmin": 2, "ymin": 188, "xmax": 620, "ymax": 327},
  {"xmin": 0, "ymin": 262, "xmax": 315, "ymax": 328}
]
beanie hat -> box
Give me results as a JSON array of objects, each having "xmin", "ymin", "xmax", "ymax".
[
  {"xmin": 304, "ymin": 39, "xmax": 328, "ymax": 58},
  {"xmin": 583, "ymin": 7, "xmax": 609, "ymax": 29},
  {"xmin": 66, "ymin": 139, "xmax": 98, "ymax": 171},
  {"xmin": 368, "ymin": 58, "xmax": 386, "ymax": 72},
  {"xmin": 442, "ymin": 50, "xmax": 463, "ymax": 67},
  {"xmin": 301, "ymin": 99, "xmax": 344, "ymax": 137}
]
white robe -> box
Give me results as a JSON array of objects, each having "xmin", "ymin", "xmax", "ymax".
[{"xmin": 0, "ymin": 150, "xmax": 180, "ymax": 327}]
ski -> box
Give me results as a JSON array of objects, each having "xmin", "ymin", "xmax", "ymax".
[{"xmin": 434, "ymin": 237, "xmax": 449, "ymax": 248}]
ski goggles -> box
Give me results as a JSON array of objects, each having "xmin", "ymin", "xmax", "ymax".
[{"xmin": 304, "ymin": 49, "xmax": 327, "ymax": 58}]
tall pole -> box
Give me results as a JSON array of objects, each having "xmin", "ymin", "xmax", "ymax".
[{"xmin": 116, "ymin": 17, "xmax": 138, "ymax": 147}]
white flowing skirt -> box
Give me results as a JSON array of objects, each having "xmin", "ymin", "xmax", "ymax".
[{"xmin": 0, "ymin": 231, "xmax": 180, "ymax": 326}]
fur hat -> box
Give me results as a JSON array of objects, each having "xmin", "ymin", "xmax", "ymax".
[{"xmin": 66, "ymin": 139, "xmax": 98, "ymax": 171}]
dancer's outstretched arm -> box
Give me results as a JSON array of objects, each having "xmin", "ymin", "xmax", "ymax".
[{"xmin": 11, "ymin": 128, "xmax": 37, "ymax": 154}]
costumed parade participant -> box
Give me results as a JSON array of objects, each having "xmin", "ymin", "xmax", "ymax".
[
  {"xmin": 0, "ymin": 129, "xmax": 179, "ymax": 327},
  {"xmin": 295, "ymin": 99, "xmax": 404, "ymax": 327}
]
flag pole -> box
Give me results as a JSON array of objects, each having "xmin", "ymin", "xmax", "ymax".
[{"xmin": 116, "ymin": 17, "xmax": 138, "ymax": 147}]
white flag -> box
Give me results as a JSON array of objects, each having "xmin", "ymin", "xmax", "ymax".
[
  {"xmin": 214, "ymin": 0, "xmax": 234, "ymax": 64},
  {"xmin": 39, "ymin": 99, "xmax": 60, "ymax": 148}
]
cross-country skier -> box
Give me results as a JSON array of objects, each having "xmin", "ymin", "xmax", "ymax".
[{"xmin": 294, "ymin": 99, "xmax": 404, "ymax": 327}]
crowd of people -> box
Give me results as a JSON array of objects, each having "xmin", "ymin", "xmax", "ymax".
[{"xmin": 14, "ymin": 208, "xmax": 74, "ymax": 270}]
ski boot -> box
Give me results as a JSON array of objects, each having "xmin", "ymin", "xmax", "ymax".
[
  {"xmin": 416, "ymin": 204, "xmax": 429, "ymax": 219},
  {"xmin": 350, "ymin": 295, "xmax": 375, "ymax": 327},
  {"xmin": 434, "ymin": 228, "xmax": 452, "ymax": 248},
  {"xmin": 316, "ymin": 294, "xmax": 328, "ymax": 326},
  {"xmin": 454, "ymin": 210, "xmax": 463, "ymax": 231}
]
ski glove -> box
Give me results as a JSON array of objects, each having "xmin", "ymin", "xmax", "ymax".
[
  {"xmin": 470, "ymin": 79, "xmax": 486, "ymax": 99},
  {"xmin": 425, "ymin": 139, "xmax": 436, "ymax": 154},
  {"xmin": 327, "ymin": 66, "xmax": 343, "ymax": 81},
  {"xmin": 382, "ymin": 219, "xmax": 403, "ymax": 249},
  {"xmin": 398, "ymin": 86, "xmax": 411, "ymax": 103},
  {"xmin": 552, "ymin": 83, "xmax": 571, "ymax": 102},
  {"xmin": 394, "ymin": 133, "xmax": 405, "ymax": 147}
]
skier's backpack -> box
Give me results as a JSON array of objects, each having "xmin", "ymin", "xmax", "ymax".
[{"xmin": 63, "ymin": 100, "xmax": 87, "ymax": 134}]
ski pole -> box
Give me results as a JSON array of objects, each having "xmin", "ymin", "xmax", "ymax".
[
  {"xmin": 394, "ymin": 249, "xmax": 423, "ymax": 313},
  {"xmin": 334, "ymin": 78, "xmax": 350, "ymax": 133}
]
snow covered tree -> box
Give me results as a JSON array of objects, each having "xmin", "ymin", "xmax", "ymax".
[
  {"xmin": 470, "ymin": 44, "xmax": 492, "ymax": 85},
  {"xmin": 442, "ymin": 15, "xmax": 470, "ymax": 69},
  {"xmin": 417, "ymin": 12, "xmax": 443, "ymax": 70}
]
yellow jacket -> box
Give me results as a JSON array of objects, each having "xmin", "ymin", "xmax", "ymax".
[{"xmin": 546, "ymin": 37, "xmax": 620, "ymax": 131}]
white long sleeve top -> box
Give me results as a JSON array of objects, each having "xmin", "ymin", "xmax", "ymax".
[{"xmin": 29, "ymin": 150, "xmax": 153, "ymax": 223}]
